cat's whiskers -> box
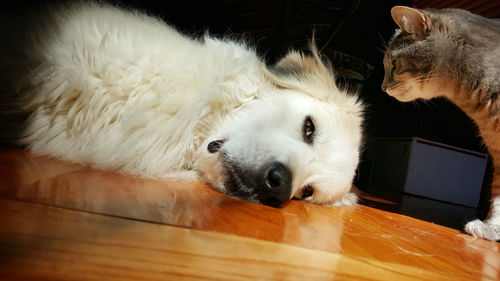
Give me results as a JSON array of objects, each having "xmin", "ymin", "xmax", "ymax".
[
  {"xmin": 403, "ymin": 73, "xmax": 450, "ymax": 86},
  {"xmin": 376, "ymin": 32, "xmax": 389, "ymax": 54}
]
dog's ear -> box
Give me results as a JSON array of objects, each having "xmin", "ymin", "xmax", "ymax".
[{"xmin": 265, "ymin": 44, "xmax": 339, "ymax": 100}]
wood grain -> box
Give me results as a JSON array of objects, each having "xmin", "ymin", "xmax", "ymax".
[
  {"xmin": 0, "ymin": 198, "xmax": 479, "ymax": 281},
  {"xmin": 0, "ymin": 148, "xmax": 499, "ymax": 280}
]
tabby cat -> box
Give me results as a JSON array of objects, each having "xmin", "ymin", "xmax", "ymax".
[{"xmin": 382, "ymin": 6, "xmax": 500, "ymax": 241}]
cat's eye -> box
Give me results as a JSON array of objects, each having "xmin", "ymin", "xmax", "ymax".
[
  {"xmin": 303, "ymin": 116, "xmax": 315, "ymax": 144},
  {"xmin": 391, "ymin": 59, "xmax": 398, "ymax": 69},
  {"xmin": 391, "ymin": 59, "xmax": 400, "ymax": 74}
]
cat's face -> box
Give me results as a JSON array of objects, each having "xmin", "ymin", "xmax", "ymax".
[
  {"xmin": 382, "ymin": 6, "xmax": 454, "ymax": 102},
  {"xmin": 382, "ymin": 34, "xmax": 434, "ymax": 101},
  {"xmin": 381, "ymin": 31, "xmax": 455, "ymax": 102}
]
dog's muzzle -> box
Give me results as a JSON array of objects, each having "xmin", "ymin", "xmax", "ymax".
[{"xmin": 207, "ymin": 139, "xmax": 292, "ymax": 207}]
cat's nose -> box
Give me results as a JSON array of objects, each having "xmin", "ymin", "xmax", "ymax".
[{"xmin": 381, "ymin": 84, "xmax": 387, "ymax": 92}]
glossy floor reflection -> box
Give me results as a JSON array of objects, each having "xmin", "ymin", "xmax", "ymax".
[{"xmin": 0, "ymin": 148, "xmax": 499, "ymax": 280}]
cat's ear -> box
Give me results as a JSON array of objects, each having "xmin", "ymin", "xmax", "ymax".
[{"xmin": 391, "ymin": 6, "xmax": 431, "ymax": 38}]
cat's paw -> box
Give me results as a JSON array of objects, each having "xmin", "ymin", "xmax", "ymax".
[{"xmin": 465, "ymin": 219, "xmax": 500, "ymax": 241}]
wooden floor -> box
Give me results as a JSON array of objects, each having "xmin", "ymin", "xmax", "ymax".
[{"xmin": 0, "ymin": 148, "xmax": 499, "ymax": 280}]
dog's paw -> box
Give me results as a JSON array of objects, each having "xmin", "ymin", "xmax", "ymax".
[
  {"xmin": 331, "ymin": 192, "xmax": 358, "ymax": 206},
  {"xmin": 465, "ymin": 219, "xmax": 500, "ymax": 241}
]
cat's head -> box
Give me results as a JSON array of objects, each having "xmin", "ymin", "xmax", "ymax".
[{"xmin": 382, "ymin": 6, "xmax": 464, "ymax": 102}]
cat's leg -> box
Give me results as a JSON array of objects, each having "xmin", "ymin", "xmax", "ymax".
[
  {"xmin": 465, "ymin": 161, "xmax": 500, "ymax": 241},
  {"xmin": 465, "ymin": 196, "xmax": 500, "ymax": 241}
]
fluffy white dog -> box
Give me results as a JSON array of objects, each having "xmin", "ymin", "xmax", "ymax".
[{"xmin": 1, "ymin": 2, "xmax": 363, "ymax": 207}]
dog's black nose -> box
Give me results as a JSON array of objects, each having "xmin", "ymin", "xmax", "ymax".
[
  {"xmin": 256, "ymin": 161, "xmax": 292, "ymax": 207},
  {"xmin": 207, "ymin": 140, "xmax": 225, "ymax": 153}
]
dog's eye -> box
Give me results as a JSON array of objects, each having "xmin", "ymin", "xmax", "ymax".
[
  {"xmin": 302, "ymin": 185, "xmax": 314, "ymax": 198},
  {"xmin": 303, "ymin": 116, "xmax": 315, "ymax": 144}
]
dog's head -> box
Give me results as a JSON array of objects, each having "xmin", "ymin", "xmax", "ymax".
[{"xmin": 195, "ymin": 47, "xmax": 363, "ymax": 207}]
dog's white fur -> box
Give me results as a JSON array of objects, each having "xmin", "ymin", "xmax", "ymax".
[{"xmin": 3, "ymin": 3, "xmax": 363, "ymax": 205}]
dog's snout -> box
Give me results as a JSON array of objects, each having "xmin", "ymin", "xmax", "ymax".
[
  {"xmin": 257, "ymin": 161, "xmax": 292, "ymax": 207},
  {"xmin": 207, "ymin": 140, "xmax": 225, "ymax": 153}
]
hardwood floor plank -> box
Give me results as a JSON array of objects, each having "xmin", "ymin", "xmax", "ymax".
[
  {"xmin": 0, "ymin": 148, "xmax": 499, "ymax": 280},
  {"xmin": 0, "ymin": 198, "xmax": 471, "ymax": 281}
]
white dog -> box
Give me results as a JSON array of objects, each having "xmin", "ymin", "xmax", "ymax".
[{"xmin": 0, "ymin": 2, "xmax": 363, "ymax": 207}]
